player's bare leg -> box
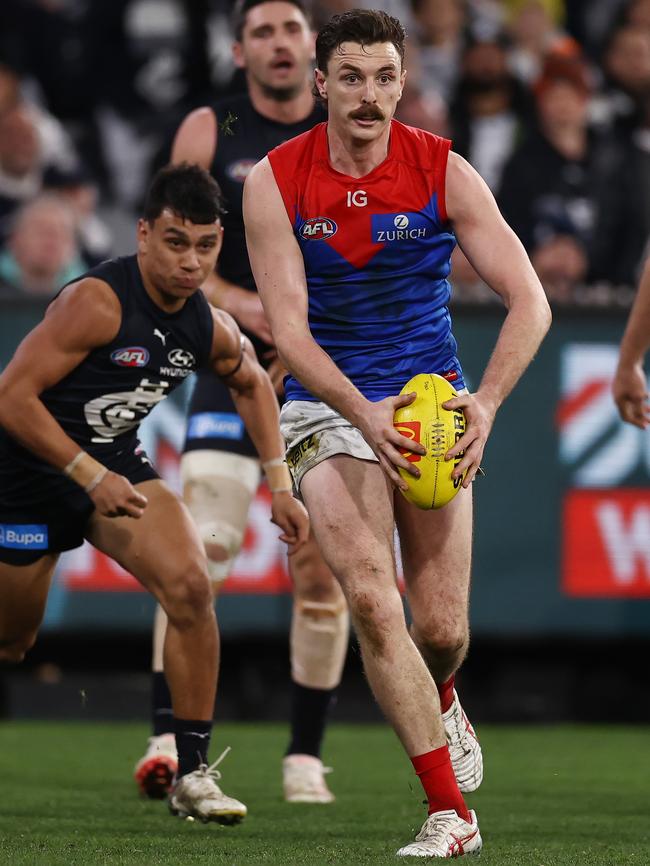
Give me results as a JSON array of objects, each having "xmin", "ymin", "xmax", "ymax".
[
  {"xmin": 302, "ymin": 455, "xmax": 477, "ymax": 856},
  {"xmin": 285, "ymin": 534, "xmax": 348, "ymax": 802},
  {"xmin": 396, "ymin": 487, "xmax": 483, "ymax": 794},
  {"xmin": 86, "ymin": 479, "xmax": 246, "ymax": 823},
  {"xmin": 135, "ymin": 451, "xmax": 260, "ymax": 798},
  {"xmin": 0, "ymin": 554, "xmax": 59, "ymax": 663}
]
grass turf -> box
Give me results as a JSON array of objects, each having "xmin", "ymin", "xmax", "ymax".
[{"xmin": 0, "ymin": 722, "xmax": 648, "ymax": 865}]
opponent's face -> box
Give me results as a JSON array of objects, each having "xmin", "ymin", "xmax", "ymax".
[
  {"xmin": 233, "ymin": 1, "xmax": 315, "ymax": 99},
  {"xmin": 138, "ymin": 209, "xmax": 222, "ymax": 300},
  {"xmin": 315, "ymin": 42, "xmax": 406, "ymax": 142}
]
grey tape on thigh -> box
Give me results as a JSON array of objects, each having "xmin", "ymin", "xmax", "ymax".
[{"xmin": 290, "ymin": 600, "xmax": 350, "ymax": 690}]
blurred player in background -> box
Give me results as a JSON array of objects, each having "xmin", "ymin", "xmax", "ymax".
[
  {"xmin": 134, "ymin": 0, "xmax": 348, "ymax": 805},
  {"xmin": 0, "ymin": 163, "xmax": 309, "ymax": 824},
  {"xmin": 244, "ymin": 9, "xmax": 551, "ymax": 858},
  {"xmin": 613, "ymin": 257, "xmax": 650, "ymax": 428}
]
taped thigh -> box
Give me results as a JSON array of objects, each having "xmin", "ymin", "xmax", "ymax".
[{"xmin": 181, "ymin": 449, "xmax": 261, "ymax": 583}]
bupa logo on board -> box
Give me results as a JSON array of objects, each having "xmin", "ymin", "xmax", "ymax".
[
  {"xmin": 300, "ymin": 217, "xmax": 337, "ymax": 241},
  {"xmin": 110, "ymin": 347, "xmax": 149, "ymax": 368}
]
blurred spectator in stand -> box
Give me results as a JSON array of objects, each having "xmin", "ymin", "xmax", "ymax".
[
  {"xmin": 395, "ymin": 42, "xmax": 449, "ymax": 134},
  {"xmin": 0, "ymin": 195, "xmax": 86, "ymax": 298},
  {"xmin": 411, "ymin": 0, "xmax": 469, "ymax": 103},
  {"xmin": 449, "ymin": 37, "xmax": 533, "ymax": 195},
  {"xmin": 593, "ymin": 23, "xmax": 650, "ymax": 134},
  {"xmin": 505, "ymin": 0, "xmax": 579, "ymax": 85},
  {"xmin": 498, "ymin": 53, "xmax": 637, "ymax": 302},
  {"xmin": 43, "ymin": 166, "xmax": 113, "ymax": 267},
  {"xmin": 0, "ymin": 104, "xmax": 42, "ymax": 242}
]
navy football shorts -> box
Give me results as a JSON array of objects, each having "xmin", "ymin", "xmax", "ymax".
[{"xmin": 0, "ymin": 445, "xmax": 159, "ymax": 566}]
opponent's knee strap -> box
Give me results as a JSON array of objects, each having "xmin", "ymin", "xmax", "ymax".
[
  {"xmin": 181, "ymin": 450, "xmax": 260, "ymax": 584},
  {"xmin": 290, "ymin": 600, "xmax": 350, "ymax": 690}
]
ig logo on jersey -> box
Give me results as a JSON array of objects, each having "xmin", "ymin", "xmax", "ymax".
[{"xmin": 300, "ymin": 217, "xmax": 337, "ymax": 240}]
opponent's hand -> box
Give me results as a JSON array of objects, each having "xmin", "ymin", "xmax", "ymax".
[
  {"xmin": 357, "ymin": 393, "xmax": 426, "ymax": 491},
  {"xmin": 612, "ymin": 363, "xmax": 650, "ymax": 429},
  {"xmin": 443, "ymin": 391, "xmax": 496, "ymax": 486},
  {"xmin": 222, "ymin": 285, "xmax": 274, "ymax": 345},
  {"xmin": 88, "ymin": 471, "xmax": 148, "ymax": 518},
  {"xmin": 271, "ymin": 491, "xmax": 310, "ymax": 553}
]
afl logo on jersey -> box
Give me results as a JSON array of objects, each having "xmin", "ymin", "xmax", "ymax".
[
  {"xmin": 300, "ymin": 217, "xmax": 338, "ymax": 241},
  {"xmin": 110, "ymin": 347, "xmax": 150, "ymax": 368},
  {"xmin": 226, "ymin": 159, "xmax": 257, "ymax": 183},
  {"xmin": 168, "ymin": 348, "xmax": 195, "ymax": 368}
]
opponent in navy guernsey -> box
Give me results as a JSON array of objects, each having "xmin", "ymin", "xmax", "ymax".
[
  {"xmin": 244, "ymin": 10, "xmax": 551, "ymax": 859},
  {"xmin": 0, "ymin": 163, "xmax": 309, "ymax": 825},
  {"xmin": 134, "ymin": 0, "xmax": 347, "ymax": 807}
]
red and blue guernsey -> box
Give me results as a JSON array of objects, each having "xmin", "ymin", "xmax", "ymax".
[{"xmin": 268, "ymin": 119, "xmax": 465, "ymax": 403}]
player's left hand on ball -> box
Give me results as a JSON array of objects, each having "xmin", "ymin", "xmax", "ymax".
[
  {"xmin": 270, "ymin": 491, "xmax": 310, "ymax": 553},
  {"xmin": 442, "ymin": 391, "xmax": 496, "ymax": 486}
]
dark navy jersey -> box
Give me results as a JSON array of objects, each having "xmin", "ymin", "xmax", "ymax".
[
  {"xmin": 210, "ymin": 93, "xmax": 326, "ymax": 295},
  {"xmin": 184, "ymin": 95, "xmax": 324, "ymax": 456},
  {"xmin": 0, "ymin": 254, "xmax": 214, "ymax": 499}
]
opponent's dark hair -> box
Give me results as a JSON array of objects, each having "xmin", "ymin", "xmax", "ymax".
[
  {"xmin": 231, "ymin": 0, "xmax": 312, "ymax": 41},
  {"xmin": 143, "ymin": 163, "xmax": 225, "ymax": 226},
  {"xmin": 316, "ymin": 9, "xmax": 406, "ymax": 72}
]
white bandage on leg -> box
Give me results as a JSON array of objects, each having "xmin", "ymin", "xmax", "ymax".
[
  {"xmin": 152, "ymin": 603, "xmax": 167, "ymax": 674},
  {"xmin": 181, "ymin": 450, "xmax": 261, "ymax": 585},
  {"xmin": 290, "ymin": 600, "xmax": 350, "ymax": 691}
]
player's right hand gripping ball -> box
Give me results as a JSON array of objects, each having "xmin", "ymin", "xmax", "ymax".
[{"xmin": 393, "ymin": 373, "xmax": 466, "ymax": 509}]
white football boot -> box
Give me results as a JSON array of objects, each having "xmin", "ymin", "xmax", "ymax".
[
  {"xmin": 134, "ymin": 733, "xmax": 178, "ymax": 799},
  {"xmin": 442, "ymin": 690, "xmax": 483, "ymax": 793},
  {"xmin": 282, "ymin": 754, "xmax": 335, "ymax": 803},
  {"xmin": 396, "ymin": 809, "xmax": 482, "ymax": 858},
  {"xmin": 169, "ymin": 748, "xmax": 247, "ymax": 824}
]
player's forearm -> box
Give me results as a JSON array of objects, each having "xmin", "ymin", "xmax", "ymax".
[
  {"xmin": 618, "ymin": 262, "xmax": 650, "ymax": 367},
  {"xmin": 276, "ymin": 330, "xmax": 369, "ymax": 427},
  {"xmin": 476, "ymin": 289, "xmax": 551, "ymax": 413},
  {"xmin": 0, "ymin": 392, "xmax": 105, "ymax": 486}
]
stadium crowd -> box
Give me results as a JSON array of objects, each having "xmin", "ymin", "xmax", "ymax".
[{"xmin": 0, "ymin": 0, "xmax": 648, "ymax": 305}]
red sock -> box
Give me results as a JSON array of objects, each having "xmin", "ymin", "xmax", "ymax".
[
  {"xmin": 411, "ymin": 745, "xmax": 470, "ymax": 821},
  {"xmin": 437, "ymin": 675, "xmax": 455, "ymax": 714}
]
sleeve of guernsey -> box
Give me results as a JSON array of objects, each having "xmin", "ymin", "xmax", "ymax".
[
  {"xmin": 425, "ymin": 130, "xmax": 452, "ymax": 228},
  {"xmin": 267, "ymin": 124, "xmax": 324, "ymax": 227}
]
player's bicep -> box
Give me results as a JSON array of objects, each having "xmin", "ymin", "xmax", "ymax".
[
  {"xmin": 243, "ymin": 158, "xmax": 310, "ymax": 339},
  {"xmin": 171, "ymin": 107, "xmax": 217, "ymax": 168},
  {"xmin": 0, "ymin": 279, "xmax": 120, "ymax": 396},
  {"xmin": 446, "ymin": 152, "xmax": 538, "ymax": 305}
]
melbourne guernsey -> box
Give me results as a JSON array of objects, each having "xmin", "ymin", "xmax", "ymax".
[{"xmin": 267, "ymin": 120, "xmax": 465, "ymax": 402}]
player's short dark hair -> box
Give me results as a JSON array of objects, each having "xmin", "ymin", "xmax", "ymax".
[
  {"xmin": 143, "ymin": 163, "xmax": 225, "ymax": 226},
  {"xmin": 316, "ymin": 9, "xmax": 406, "ymax": 72},
  {"xmin": 231, "ymin": 0, "xmax": 312, "ymax": 41}
]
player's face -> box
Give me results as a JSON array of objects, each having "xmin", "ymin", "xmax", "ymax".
[
  {"xmin": 137, "ymin": 209, "xmax": 222, "ymax": 301},
  {"xmin": 315, "ymin": 42, "xmax": 406, "ymax": 142},
  {"xmin": 233, "ymin": 1, "xmax": 315, "ymax": 99}
]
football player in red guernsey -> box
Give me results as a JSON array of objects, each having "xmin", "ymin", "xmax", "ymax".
[{"xmin": 244, "ymin": 9, "xmax": 551, "ymax": 859}]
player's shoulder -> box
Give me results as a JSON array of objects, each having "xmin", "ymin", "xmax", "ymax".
[
  {"xmin": 391, "ymin": 120, "xmax": 452, "ymax": 170},
  {"xmin": 269, "ymin": 122, "xmax": 326, "ymax": 167},
  {"xmin": 212, "ymin": 92, "xmax": 255, "ymax": 128}
]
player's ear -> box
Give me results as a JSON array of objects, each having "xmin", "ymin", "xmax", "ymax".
[
  {"xmin": 232, "ymin": 40, "xmax": 245, "ymax": 69},
  {"xmin": 399, "ymin": 67, "xmax": 407, "ymax": 99},
  {"xmin": 136, "ymin": 218, "xmax": 149, "ymax": 253},
  {"xmin": 314, "ymin": 68, "xmax": 327, "ymax": 100}
]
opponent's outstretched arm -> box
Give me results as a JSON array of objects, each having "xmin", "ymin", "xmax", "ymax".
[
  {"xmin": 0, "ymin": 280, "xmax": 148, "ymax": 517},
  {"xmin": 243, "ymin": 157, "xmax": 424, "ymax": 491},
  {"xmin": 208, "ymin": 306, "xmax": 309, "ymax": 549},
  {"xmin": 612, "ymin": 258, "xmax": 650, "ymax": 428},
  {"xmin": 443, "ymin": 152, "xmax": 552, "ymax": 483}
]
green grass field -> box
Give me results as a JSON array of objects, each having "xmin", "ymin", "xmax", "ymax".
[{"xmin": 0, "ymin": 722, "xmax": 648, "ymax": 865}]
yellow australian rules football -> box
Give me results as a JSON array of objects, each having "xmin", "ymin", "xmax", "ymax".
[{"xmin": 393, "ymin": 373, "xmax": 466, "ymax": 509}]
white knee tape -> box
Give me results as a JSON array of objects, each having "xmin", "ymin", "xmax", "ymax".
[
  {"xmin": 290, "ymin": 600, "xmax": 350, "ymax": 690},
  {"xmin": 181, "ymin": 450, "xmax": 261, "ymax": 585}
]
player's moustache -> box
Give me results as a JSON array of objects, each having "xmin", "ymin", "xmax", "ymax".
[{"xmin": 350, "ymin": 107, "xmax": 385, "ymax": 120}]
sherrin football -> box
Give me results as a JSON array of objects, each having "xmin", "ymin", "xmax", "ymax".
[{"xmin": 393, "ymin": 373, "xmax": 466, "ymax": 510}]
